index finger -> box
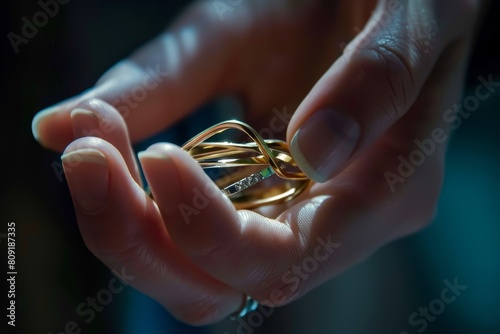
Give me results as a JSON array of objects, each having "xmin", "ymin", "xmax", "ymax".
[{"xmin": 32, "ymin": 1, "xmax": 242, "ymax": 152}]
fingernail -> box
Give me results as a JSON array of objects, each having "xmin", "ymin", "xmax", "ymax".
[
  {"xmin": 290, "ymin": 107, "xmax": 360, "ymax": 183},
  {"xmin": 71, "ymin": 108, "xmax": 99, "ymax": 137},
  {"xmin": 137, "ymin": 149, "xmax": 178, "ymax": 204},
  {"xmin": 61, "ymin": 149, "xmax": 110, "ymax": 214},
  {"xmin": 137, "ymin": 150, "xmax": 170, "ymax": 161},
  {"xmin": 32, "ymin": 94, "xmax": 85, "ymax": 141},
  {"xmin": 31, "ymin": 106, "xmax": 60, "ymax": 141}
]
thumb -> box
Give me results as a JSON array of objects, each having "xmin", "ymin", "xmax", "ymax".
[{"xmin": 287, "ymin": 1, "xmax": 463, "ymax": 183}]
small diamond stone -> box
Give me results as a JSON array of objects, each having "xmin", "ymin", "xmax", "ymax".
[
  {"xmin": 235, "ymin": 183, "xmax": 243, "ymax": 191},
  {"xmin": 252, "ymin": 173, "xmax": 263, "ymax": 183},
  {"xmin": 242, "ymin": 178, "xmax": 251, "ymax": 188},
  {"xmin": 222, "ymin": 167, "xmax": 276, "ymax": 197}
]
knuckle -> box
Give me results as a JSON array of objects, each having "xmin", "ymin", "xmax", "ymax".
[
  {"xmin": 359, "ymin": 40, "xmax": 419, "ymax": 118},
  {"xmin": 250, "ymin": 264, "xmax": 318, "ymax": 307},
  {"xmin": 85, "ymin": 235, "xmax": 142, "ymax": 268},
  {"xmin": 193, "ymin": 240, "xmax": 236, "ymax": 263},
  {"xmin": 80, "ymin": 212, "xmax": 153, "ymax": 270}
]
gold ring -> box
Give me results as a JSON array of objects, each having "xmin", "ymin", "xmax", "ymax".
[{"xmin": 181, "ymin": 120, "xmax": 311, "ymax": 210}]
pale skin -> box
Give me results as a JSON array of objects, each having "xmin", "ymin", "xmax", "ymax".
[{"xmin": 32, "ymin": 0, "xmax": 487, "ymax": 325}]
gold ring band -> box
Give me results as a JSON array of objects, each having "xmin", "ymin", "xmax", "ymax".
[{"xmin": 181, "ymin": 120, "xmax": 311, "ymax": 209}]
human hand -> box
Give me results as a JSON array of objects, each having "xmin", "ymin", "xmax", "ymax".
[{"xmin": 32, "ymin": 0, "xmax": 488, "ymax": 325}]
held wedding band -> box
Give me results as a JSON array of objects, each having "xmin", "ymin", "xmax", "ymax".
[{"xmin": 181, "ymin": 119, "xmax": 311, "ymax": 209}]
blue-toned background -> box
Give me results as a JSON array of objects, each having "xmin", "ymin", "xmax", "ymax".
[{"xmin": 1, "ymin": 1, "xmax": 499, "ymax": 333}]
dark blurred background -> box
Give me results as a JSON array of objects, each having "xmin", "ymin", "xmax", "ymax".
[{"xmin": 1, "ymin": 1, "xmax": 499, "ymax": 333}]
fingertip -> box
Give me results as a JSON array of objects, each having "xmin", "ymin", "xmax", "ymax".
[
  {"xmin": 63, "ymin": 136, "xmax": 107, "ymax": 155},
  {"xmin": 137, "ymin": 149, "xmax": 173, "ymax": 180},
  {"xmin": 137, "ymin": 144, "xmax": 180, "ymax": 184},
  {"xmin": 137, "ymin": 149, "xmax": 169, "ymax": 161},
  {"xmin": 144, "ymin": 142, "xmax": 182, "ymax": 154},
  {"xmin": 61, "ymin": 147, "xmax": 107, "ymax": 165},
  {"xmin": 137, "ymin": 143, "xmax": 183, "ymax": 207},
  {"xmin": 69, "ymin": 100, "xmax": 143, "ymax": 185},
  {"xmin": 70, "ymin": 107, "xmax": 95, "ymax": 119},
  {"xmin": 70, "ymin": 108, "xmax": 100, "ymax": 137},
  {"xmin": 290, "ymin": 133, "xmax": 328, "ymax": 183},
  {"xmin": 32, "ymin": 106, "xmax": 74, "ymax": 152},
  {"xmin": 289, "ymin": 108, "xmax": 360, "ymax": 183},
  {"xmin": 32, "ymin": 105, "xmax": 59, "ymax": 141},
  {"xmin": 61, "ymin": 147, "xmax": 110, "ymax": 215},
  {"xmin": 32, "ymin": 93, "xmax": 86, "ymax": 150}
]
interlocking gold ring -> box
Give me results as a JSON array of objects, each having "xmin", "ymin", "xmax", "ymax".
[{"xmin": 181, "ymin": 119, "xmax": 311, "ymax": 210}]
